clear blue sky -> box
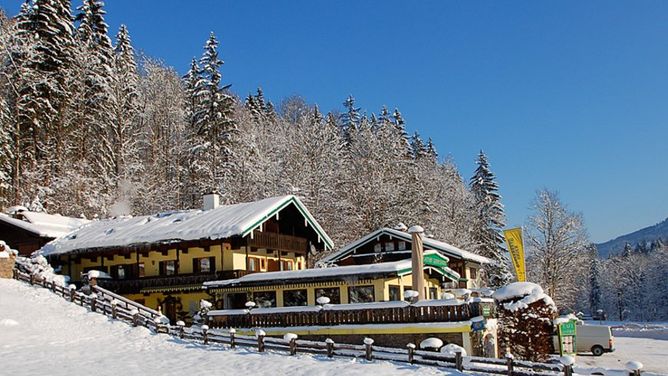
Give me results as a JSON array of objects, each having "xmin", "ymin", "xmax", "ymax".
[{"xmin": 3, "ymin": 0, "xmax": 667, "ymax": 242}]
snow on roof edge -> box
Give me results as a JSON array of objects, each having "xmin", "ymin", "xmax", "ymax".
[{"xmin": 322, "ymin": 227, "xmax": 490, "ymax": 264}]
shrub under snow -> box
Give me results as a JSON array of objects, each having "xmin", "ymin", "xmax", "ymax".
[{"xmin": 494, "ymin": 282, "xmax": 557, "ymax": 362}]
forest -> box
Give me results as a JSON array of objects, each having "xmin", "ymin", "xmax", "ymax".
[{"xmin": 0, "ymin": 1, "xmax": 666, "ymax": 320}]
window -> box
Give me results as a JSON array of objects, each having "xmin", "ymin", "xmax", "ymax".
[
  {"xmin": 117, "ymin": 265, "xmax": 126, "ymax": 279},
  {"xmin": 253, "ymin": 291, "xmax": 276, "ymax": 308},
  {"xmin": 193, "ymin": 257, "xmax": 215, "ymax": 273},
  {"xmin": 470, "ymin": 268, "xmax": 477, "ymax": 279},
  {"xmin": 138, "ymin": 263, "xmax": 145, "ymax": 277},
  {"xmin": 316, "ymin": 287, "xmax": 341, "ymax": 304},
  {"xmin": 374, "ymin": 243, "xmax": 382, "ymax": 253},
  {"xmin": 389, "ymin": 285, "xmax": 401, "ymax": 301},
  {"xmin": 348, "ymin": 285, "xmax": 375, "ymax": 303},
  {"xmin": 398, "ymin": 241, "xmax": 407, "ymax": 251},
  {"xmin": 248, "ymin": 257, "xmax": 261, "ymax": 272},
  {"xmin": 429, "ymin": 287, "xmax": 438, "ymax": 300},
  {"xmin": 280, "ymin": 260, "xmax": 293, "ymax": 271},
  {"xmin": 385, "ymin": 242, "xmax": 395, "ymax": 252},
  {"xmin": 160, "ymin": 260, "xmax": 176, "ymax": 276},
  {"xmin": 283, "ymin": 289, "xmax": 308, "ymax": 306}
]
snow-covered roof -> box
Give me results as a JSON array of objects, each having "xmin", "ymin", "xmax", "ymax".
[
  {"xmin": 204, "ymin": 250, "xmax": 459, "ymax": 288},
  {"xmin": 322, "ymin": 227, "xmax": 491, "ymax": 264},
  {"xmin": 0, "ymin": 211, "xmax": 89, "ymax": 238},
  {"xmin": 40, "ymin": 195, "xmax": 333, "ymax": 256}
]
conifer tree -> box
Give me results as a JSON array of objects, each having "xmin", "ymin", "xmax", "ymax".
[
  {"xmin": 190, "ymin": 32, "xmax": 236, "ymax": 198},
  {"xmin": 410, "ymin": 131, "xmax": 428, "ymax": 159},
  {"xmin": 340, "ymin": 95, "xmax": 361, "ymax": 144},
  {"xmin": 589, "ymin": 247, "xmax": 602, "ymax": 314},
  {"xmin": 470, "ymin": 150, "xmax": 513, "ymax": 287}
]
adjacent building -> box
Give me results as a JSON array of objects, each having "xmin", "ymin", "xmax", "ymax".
[
  {"xmin": 0, "ymin": 207, "xmax": 89, "ymax": 255},
  {"xmin": 320, "ymin": 226, "xmax": 490, "ymax": 288},
  {"xmin": 204, "ymin": 250, "xmax": 460, "ymax": 308}
]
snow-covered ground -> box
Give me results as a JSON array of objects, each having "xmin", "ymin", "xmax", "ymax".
[
  {"xmin": 0, "ymin": 279, "xmax": 461, "ymax": 376},
  {"xmin": 1, "ymin": 278, "xmax": 665, "ymax": 375},
  {"xmin": 573, "ymin": 321, "xmax": 668, "ymax": 375}
]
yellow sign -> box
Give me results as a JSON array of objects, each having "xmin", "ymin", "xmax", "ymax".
[{"xmin": 504, "ymin": 227, "xmax": 526, "ymax": 282}]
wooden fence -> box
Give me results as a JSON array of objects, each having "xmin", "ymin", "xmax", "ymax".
[{"xmin": 11, "ymin": 268, "xmax": 638, "ymax": 376}]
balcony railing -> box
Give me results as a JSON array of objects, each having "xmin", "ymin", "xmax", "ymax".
[
  {"xmin": 97, "ymin": 270, "xmax": 252, "ymax": 294},
  {"xmin": 248, "ymin": 231, "xmax": 308, "ymax": 253}
]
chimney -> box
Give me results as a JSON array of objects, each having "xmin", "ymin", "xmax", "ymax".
[
  {"xmin": 408, "ymin": 225, "xmax": 425, "ymax": 301},
  {"xmin": 202, "ymin": 192, "xmax": 220, "ymax": 210}
]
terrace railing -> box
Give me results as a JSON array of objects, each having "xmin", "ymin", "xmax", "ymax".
[
  {"xmin": 207, "ymin": 300, "xmax": 484, "ymax": 329},
  {"xmin": 97, "ymin": 270, "xmax": 252, "ymax": 294}
]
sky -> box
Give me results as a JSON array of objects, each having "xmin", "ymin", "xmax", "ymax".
[{"xmin": 2, "ymin": 0, "xmax": 667, "ymax": 243}]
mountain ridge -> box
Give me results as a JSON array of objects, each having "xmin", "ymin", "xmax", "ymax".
[{"xmin": 595, "ymin": 217, "xmax": 668, "ymax": 257}]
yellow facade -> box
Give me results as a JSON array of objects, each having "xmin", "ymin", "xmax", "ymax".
[
  {"xmin": 59, "ymin": 243, "xmax": 306, "ymax": 322},
  {"xmin": 208, "ymin": 273, "xmax": 443, "ymax": 309},
  {"xmin": 62, "ymin": 244, "xmax": 306, "ymax": 282}
]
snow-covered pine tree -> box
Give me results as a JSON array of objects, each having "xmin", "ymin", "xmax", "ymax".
[
  {"xmin": 13, "ymin": 0, "xmax": 75, "ymax": 209},
  {"xmin": 391, "ymin": 107, "xmax": 412, "ymax": 156},
  {"xmin": 469, "ymin": 151, "xmax": 513, "ymax": 288},
  {"xmin": 426, "ymin": 138, "xmax": 438, "ymax": 163},
  {"xmin": 339, "ymin": 95, "xmax": 361, "ymax": 145},
  {"xmin": 410, "ymin": 131, "xmax": 428, "ymax": 160},
  {"xmin": 588, "ymin": 247, "xmax": 602, "ymax": 314},
  {"xmin": 96, "ymin": 24, "xmax": 141, "ymax": 214},
  {"xmin": 191, "ymin": 32, "xmax": 236, "ymax": 198}
]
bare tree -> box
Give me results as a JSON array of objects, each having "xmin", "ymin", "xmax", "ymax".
[{"xmin": 525, "ymin": 189, "xmax": 590, "ymax": 310}]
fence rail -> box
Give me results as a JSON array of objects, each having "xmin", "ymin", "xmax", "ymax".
[{"xmin": 11, "ymin": 268, "xmax": 640, "ymax": 376}]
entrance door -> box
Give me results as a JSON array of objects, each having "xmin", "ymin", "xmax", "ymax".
[{"xmin": 161, "ymin": 296, "xmax": 180, "ymax": 324}]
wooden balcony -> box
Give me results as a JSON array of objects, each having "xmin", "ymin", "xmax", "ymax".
[
  {"xmin": 248, "ymin": 231, "xmax": 308, "ymax": 254},
  {"xmin": 97, "ymin": 270, "xmax": 252, "ymax": 294}
]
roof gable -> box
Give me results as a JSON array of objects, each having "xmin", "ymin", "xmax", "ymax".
[{"xmin": 323, "ymin": 227, "xmax": 490, "ymax": 264}]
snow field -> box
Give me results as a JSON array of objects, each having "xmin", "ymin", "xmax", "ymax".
[{"xmin": 0, "ymin": 279, "xmax": 465, "ymax": 376}]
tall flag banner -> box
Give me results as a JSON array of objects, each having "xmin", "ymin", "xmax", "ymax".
[{"xmin": 504, "ymin": 227, "xmax": 526, "ymax": 282}]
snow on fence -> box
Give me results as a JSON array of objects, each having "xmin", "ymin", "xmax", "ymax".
[{"xmin": 11, "ymin": 269, "xmax": 643, "ymax": 376}]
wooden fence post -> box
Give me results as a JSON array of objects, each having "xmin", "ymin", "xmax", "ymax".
[
  {"xmin": 625, "ymin": 360, "xmax": 643, "ymax": 376},
  {"xmin": 111, "ymin": 300, "xmax": 118, "ymax": 319},
  {"xmin": 177, "ymin": 321, "xmax": 185, "ymax": 339},
  {"xmin": 29, "ymin": 273, "xmax": 34, "ymax": 285},
  {"xmin": 560, "ymin": 355, "xmax": 575, "ymax": 376},
  {"xmin": 455, "ymin": 351, "xmax": 464, "ymax": 371},
  {"xmin": 229, "ymin": 328, "xmax": 236, "ymax": 348},
  {"xmin": 363, "ymin": 337, "xmax": 374, "ymax": 361},
  {"xmin": 51, "ymin": 281, "xmax": 56, "ymax": 292},
  {"xmin": 325, "ymin": 338, "xmax": 334, "ymax": 358},
  {"xmin": 505, "ymin": 352, "xmax": 514, "ymax": 376},
  {"xmin": 202, "ymin": 325, "xmax": 209, "ymax": 345},
  {"xmin": 256, "ymin": 329, "xmax": 266, "ymax": 352},
  {"xmin": 90, "ymin": 293, "xmax": 97, "ymax": 312},
  {"xmin": 284, "ymin": 333, "xmax": 298, "ymax": 355},
  {"xmin": 12, "ymin": 268, "xmax": 17, "ymax": 280},
  {"xmin": 131, "ymin": 309, "xmax": 139, "ymax": 327},
  {"xmin": 69, "ymin": 285, "xmax": 76, "ymax": 302},
  {"xmin": 407, "ymin": 343, "xmax": 416, "ymax": 364}
]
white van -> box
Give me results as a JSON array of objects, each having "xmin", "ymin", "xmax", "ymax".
[{"xmin": 554, "ymin": 322, "xmax": 615, "ymax": 356}]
